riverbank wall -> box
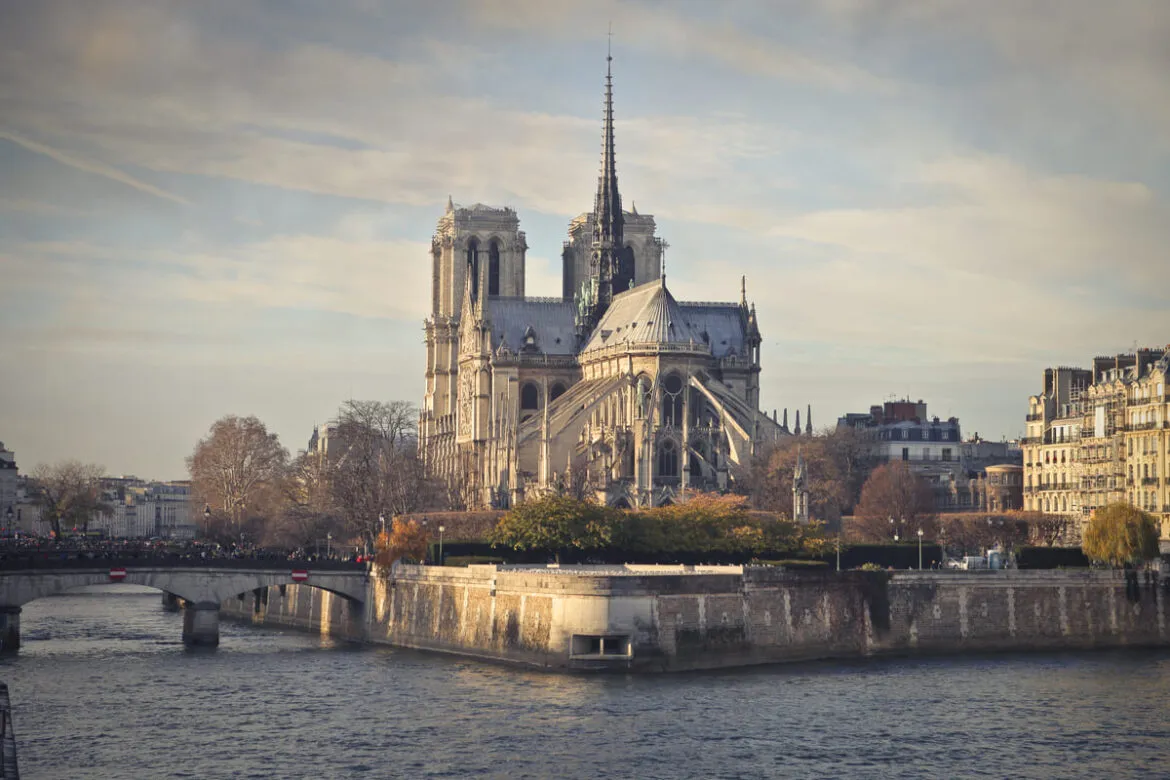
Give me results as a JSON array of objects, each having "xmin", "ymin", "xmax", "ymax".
[{"xmin": 220, "ymin": 565, "xmax": 1170, "ymax": 671}]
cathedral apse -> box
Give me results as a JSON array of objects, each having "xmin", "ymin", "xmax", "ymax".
[{"xmin": 419, "ymin": 55, "xmax": 790, "ymax": 509}]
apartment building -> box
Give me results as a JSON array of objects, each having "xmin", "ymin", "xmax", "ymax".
[
  {"xmin": 838, "ymin": 399, "xmax": 1021, "ymax": 511},
  {"xmin": 1024, "ymin": 348, "xmax": 1170, "ymax": 539}
]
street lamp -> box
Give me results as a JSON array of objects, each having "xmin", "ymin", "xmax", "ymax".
[
  {"xmin": 438, "ymin": 524, "xmax": 446, "ymax": 566},
  {"xmin": 327, "ymin": 532, "xmax": 333, "ymax": 558},
  {"xmin": 379, "ymin": 514, "xmax": 386, "ymax": 537},
  {"xmin": 917, "ymin": 528, "xmax": 924, "ymax": 570},
  {"xmin": 4, "ymin": 506, "xmax": 13, "ymax": 539}
]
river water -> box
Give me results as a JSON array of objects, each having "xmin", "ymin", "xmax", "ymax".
[{"xmin": 5, "ymin": 586, "xmax": 1170, "ymax": 779}]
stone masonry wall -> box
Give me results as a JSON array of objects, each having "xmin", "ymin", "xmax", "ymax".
[
  {"xmin": 220, "ymin": 566, "xmax": 1170, "ymax": 672},
  {"xmin": 220, "ymin": 582, "xmax": 365, "ymax": 642}
]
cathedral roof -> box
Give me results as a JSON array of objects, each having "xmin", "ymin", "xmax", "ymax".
[
  {"xmin": 486, "ymin": 297, "xmax": 578, "ymax": 356},
  {"xmin": 582, "ymin": 278, "xmax": 706, "ymax": 353},
  {"xmin": 678, "ymin": 303, "xmax": 748, "ymax": 359}
]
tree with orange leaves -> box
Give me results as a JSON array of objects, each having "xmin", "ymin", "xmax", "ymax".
[{"xmin": 374, "ymin": 519, "xmax": 430, "ymax": 567}]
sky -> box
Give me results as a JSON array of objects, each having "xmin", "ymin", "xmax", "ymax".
[{"xmin": 2, "ymin": 0, "xmax": 1170, "ymax": 481}]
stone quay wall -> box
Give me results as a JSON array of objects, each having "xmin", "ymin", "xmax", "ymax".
[
  {"xmin": 220, "ymin": 581, "xmax": 365, "ymax": 642},
  {"xmin": 220, "ymin": 565, "xmax": 1170, "ymax": 672}
]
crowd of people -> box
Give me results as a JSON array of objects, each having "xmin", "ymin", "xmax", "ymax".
[{"xmin": 0, "ymin": 537, "xmax": 368, "ymax": 565}]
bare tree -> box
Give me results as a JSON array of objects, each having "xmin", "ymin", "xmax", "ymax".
[
  {"xmin": 187, "ymin": 415, "xmax": 288, "ymax": 542},
  {"xmin": 268, "ymin": 450, "xmax": 343, "ymax": 548},
  {"xmin": 852, "ymin": 461, "xmax": 938, "ymax": 542},
  {"xmin": 744, "ymin": 437, "xmax": 848, "ymax": 524},
  {"xmin": 328, "ymin": 400, "xmax": 442, "ymax": 546},
  {"xmin": 1014, "ymin": 511, "xmax": 1074, "ymax": 546},
  {"xmin": 29, "ymin": 461, "xmax": 111, "ymax": 537}
]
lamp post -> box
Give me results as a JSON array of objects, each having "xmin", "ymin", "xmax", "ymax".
[
  {"xmin": 4, "ymin": 506, "xmax": 13, "ymax": 539},
  {"xmin": 917, "ymin": 528, "xmax": 924, "ymax": 571},
  {"xmin": 379, "ymin": 514, "xmax": 386, "ymax": 537},
  {"xmin": 438, "ymin": 524, "xmax": 446, "ymax": 566},
  {"xmin": 327, "ymin": 532, "xmax": 333, "ymax": 559}
]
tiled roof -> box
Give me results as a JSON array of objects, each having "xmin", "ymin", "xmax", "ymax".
[{"xmin": 486, "ymin": 297, "xmax": 578, "ymax": 355}]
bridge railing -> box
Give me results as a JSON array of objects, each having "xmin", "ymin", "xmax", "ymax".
[{"xmin": 0, "ymin": 555, "xmax": 367, "ymax": 573}]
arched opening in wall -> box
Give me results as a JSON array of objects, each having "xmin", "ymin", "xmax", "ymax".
[
  {"xmin": 689, "ymin": 390, "xmax": 709, "ymax": 427},
  {"xmin": 661, "ymin": 373, "xmax": 683, "ymax": 426},
  {"xmin": 466, "ymin": 238, "xmax": 480, "ymax": 299},
  {"xmin": 488, "ymin": 239, "xmax": 501, "ymax": 297},
  {"xmin": 657, "ymin": 439, "xmax": 679, "ymax": 478},
  {"xmin": 520, "ymin": 382, "xmax": 540, "ymax": 412},
  {"xmin": 550, "ymin": 382, "xmax": 567, "ymax": 402}
]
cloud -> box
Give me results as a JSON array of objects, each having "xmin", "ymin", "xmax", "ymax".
[
  {"xmin": 0, "ymin": 130, "xmax": 190, "ymax": 205},
  {"xmin": 465, "ymin": 0, "xmax": 891, "ymax": 91},
  {"xmin": 6, "ymin": 231, "xmax": 432, "ymax": 325}
]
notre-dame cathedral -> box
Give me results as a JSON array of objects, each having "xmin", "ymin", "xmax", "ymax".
[{"xmin": 420, "ymin": 57, "xmax": 796, "ymax": 509}]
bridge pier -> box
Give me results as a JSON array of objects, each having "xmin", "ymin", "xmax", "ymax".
[
  {"xmin": 161, "ymin": 592, "xmax": 182, "ymax": 612},
  {"xmin": 182, "ymin": 602, "xmax": 220, "ymax": 647},
  {"xmin": 0, "ymin": 607, "xmax": 19, "ymax": 653}
]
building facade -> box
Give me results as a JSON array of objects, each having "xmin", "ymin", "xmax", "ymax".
[
  {"xmin": 1024, "ymin": 349, "xmax": 1170, "ymax": 540},
  {"xmin": 838, "ymin": 400, "xmax": 1021, "ymax": 511},
  {"xmin": 0, "ymin": 442, "xmax": 16, "ymax": 535},
  {"xmin": 419, "ymin": 59, "xmax": 786, "ymax": 509}
]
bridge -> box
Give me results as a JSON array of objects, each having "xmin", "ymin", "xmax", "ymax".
[{"xmin": 0, "ymin": 557, "xmax": 368, "ymax": 650}]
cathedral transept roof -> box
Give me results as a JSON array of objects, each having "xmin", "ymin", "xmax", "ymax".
[{"xmin": 487, "ymin": 297, "xmax": 578, "ymax": 356}]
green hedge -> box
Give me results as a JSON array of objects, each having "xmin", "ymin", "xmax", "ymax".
[{"xmin": 1015, "ymin": 546, "xmax": 1090, "ymax": 569}]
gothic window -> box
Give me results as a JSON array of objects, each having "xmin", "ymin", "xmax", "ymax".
[
  {"xmin": 520, "ymin": 382, "xmax": 540, "ymax": 411},
  {"xmin": 661, "ymin": 373, "xmax": 683, "ymax": 426},
  {"xmin": 488, "ymin": 239, "xmax": 501, "ymax": 297},
  {"xmin": 466, "ymin": 238, "xmax": 480, "ymax": 299},
  {"xmin": 550, "ymin": 383, "xmax": 567, "ymax": 402},
  {"xmin": 658, "ymin": 439, "xmax": 679, "ymax": 478}
]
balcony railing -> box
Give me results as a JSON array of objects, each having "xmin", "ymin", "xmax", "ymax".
[
  {"xmin": 1025, "ymin": 414, "xmax": 1044, "ymax": 422},
  {"xmin": 1142, "ymin": 477, "xmax": 1161, "ymax": 485}
]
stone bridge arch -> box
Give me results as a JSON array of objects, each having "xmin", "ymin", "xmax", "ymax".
[{"xmin": 0, "ymin": 564, "xmax": 368, "ymax": 650}]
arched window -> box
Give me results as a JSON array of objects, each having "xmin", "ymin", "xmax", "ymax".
[
  {"xmin": 466, "ymin": 238, "xmax": 480, "ymax": 299},
  {"xmin": 488, "ymin": 239, "xmax": 501, "ymax": 297},
  {"xmin": 658, "ymin": 439, "xmax": 679, "ymax": 478},
  {"xmin": 520, "ymin": 382, "xmax": 539, "ymax": 411},
  {"xmin": 550, "ymin": 383, "xmax": 567, "ymax": 402},
  {"xmin": 661, "ymin": 373, "xmax": 683, "ymax": 426}
]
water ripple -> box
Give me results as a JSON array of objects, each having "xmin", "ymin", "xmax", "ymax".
[{"xmin": 6, "ymin": 593, "xmax": 1170, "ymax": 779}]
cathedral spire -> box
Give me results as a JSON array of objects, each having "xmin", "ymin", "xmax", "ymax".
[{"xmin": 591, "ymin": 41, "xmax": 623, "ymax": 310}]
